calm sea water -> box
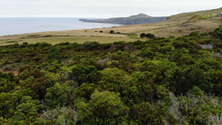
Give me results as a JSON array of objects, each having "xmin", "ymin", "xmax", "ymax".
[{"xmin": 0, "ymin": 18, "xmax": 121, "ymax": 36}]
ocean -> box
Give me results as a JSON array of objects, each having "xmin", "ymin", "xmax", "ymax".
[{"xmin": 0, "ymin": 17, "xmax": 121, "ymax": 36}]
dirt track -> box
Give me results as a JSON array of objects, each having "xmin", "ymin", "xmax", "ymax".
[{"xmin": 0, "ymin": 69, "xmax": 19, "ymax": 75}]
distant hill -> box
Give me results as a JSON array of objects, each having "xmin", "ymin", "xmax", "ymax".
[{"xmin": 79, "ymin": 14, "xmax": 167, "ymax": 25}]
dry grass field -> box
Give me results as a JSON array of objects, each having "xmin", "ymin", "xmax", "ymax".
[
  {"xmin": 0, "ymin": 35, "xmax": 137, "ymax": 46},
  {"xmin": 0, "ymin": 8, "xmax": 222, "ymax": 45}
]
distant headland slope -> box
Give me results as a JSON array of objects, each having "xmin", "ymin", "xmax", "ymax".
[{"xmin": 79, "ymin": 13, "xmax": 167, "ymax": 25}]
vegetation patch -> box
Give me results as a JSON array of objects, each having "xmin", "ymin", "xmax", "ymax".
[
  {"xmin": 128, "ymin": 34, "xmax": 139, "ymax": 39},
  {"xmin": 5, "ymin": 40, "xmax": 17, "ymax": 43},
  {"xmin": 200, "ymin": 15, "xmax": 216, "ymax": 19},
  {"xmin": 186, "ymin": 15, "xmax": 201, "ymax": 22},
  {"xmin": 26, "ymin": 34, "xmax": 41, "ymax": 38}
]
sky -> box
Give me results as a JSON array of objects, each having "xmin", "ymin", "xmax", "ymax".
[{"xmin": 0, "ymin": 0, "xmax": 221, "ymax": 18}]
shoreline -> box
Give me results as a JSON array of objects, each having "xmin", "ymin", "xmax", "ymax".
[{"xmin": 0, "ymin": 17, "xmax": 122, "ymax": 37}]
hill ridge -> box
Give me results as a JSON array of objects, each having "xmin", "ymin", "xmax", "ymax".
[{"xmin": 79, "ymin": 14, "xmax": 167, "ymax": 25}]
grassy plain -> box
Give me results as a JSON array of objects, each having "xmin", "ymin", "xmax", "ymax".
[
  {"xmin": 0, "ymin": 35, "xmax": 137, "ymax": 46},
  {"xmin": 0, "ymin": 8, "xmax": 222, "ymax": 45}
]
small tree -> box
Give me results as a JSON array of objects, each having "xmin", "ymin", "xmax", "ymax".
[
  {"xmin": 110, "ymin": 30, "xmax": 114, "ymax": 34},
  {"xmin": 213, "ymin": 27, "xmax": 222, "ymax": 40},
  {"xmin": 75, "ymin": 90, "xmax": 128, "ymax": 124},
  {"xmin": 146, "ymin": 33, "xmax": 155, "ymax": 39},
  {"xmin": 44, "ymin": 82, "xmax": 72, "ymax": 108},
  {"xmin": 140, "ymin": 33, "xmax": 146, "ymax": 39}
]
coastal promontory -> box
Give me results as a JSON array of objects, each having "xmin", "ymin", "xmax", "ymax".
[{"xmin": 79, "ymin": 13, "xmax": 167, "ymax": 25}]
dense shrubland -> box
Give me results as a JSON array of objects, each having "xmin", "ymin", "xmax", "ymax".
[{"xmin": 1, "ymin": 27, "xmax": 222, "ymax": 124}]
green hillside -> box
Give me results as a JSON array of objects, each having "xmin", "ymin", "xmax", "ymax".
[{"xmin": 167, "ymin": 7, "xmax": 222, "ymax": 21}]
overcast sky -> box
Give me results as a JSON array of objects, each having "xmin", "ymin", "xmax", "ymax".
[{"xmin": 0, "ymin": 0, "xmax": 221, "ymax": 18}]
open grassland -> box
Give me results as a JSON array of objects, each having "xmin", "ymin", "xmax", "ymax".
[
  {"xmin": 0, "ymin": 8, "xmax": 222, "ymax": 45},
  {"xmin": 0, "ymin": 35, "xmax": 137, "ymax": 46},
  {"xmin": 0, "ymin": 29, "xmax": 141, "ymax": 45}
]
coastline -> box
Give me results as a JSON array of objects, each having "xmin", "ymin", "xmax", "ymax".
[{"xmin": 0, "ymin": 17, "xmax": 122, "ymax": 37}]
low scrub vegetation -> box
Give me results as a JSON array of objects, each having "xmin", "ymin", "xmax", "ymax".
[{"xmin": 1, "ymin": 27, "xmax": 222, "ymax": 124}]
